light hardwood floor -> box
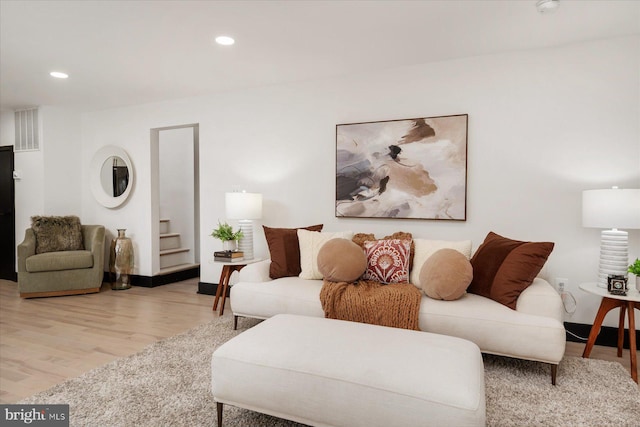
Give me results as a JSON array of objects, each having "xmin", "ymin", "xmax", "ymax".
[
  {"xmin": 0, "ymin": 279, "xmax": 636, "ymax": 403},
  {"xmin": 0, "ymin": 278, "xmax": 218, "ymax": 403}
]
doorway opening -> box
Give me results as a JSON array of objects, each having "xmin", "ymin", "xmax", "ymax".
[
  {"xmin": 150, "ymin": 124, "xmax": 200, "ymax": 282},
  {"xmin": 0, "ymin": 146, "xmax": 16, "ymax": 281}
]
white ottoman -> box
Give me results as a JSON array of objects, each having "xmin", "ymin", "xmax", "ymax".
[{"xmin": 211, "ymin": 314, "xmax": 485, "ymax": 427}]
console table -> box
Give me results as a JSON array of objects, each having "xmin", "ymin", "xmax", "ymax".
[{"xmin": 579, "ymin": 282, "xmax": 639, "ymax": 383}]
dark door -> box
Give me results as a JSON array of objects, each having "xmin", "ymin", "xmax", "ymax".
[{"xmin": 0, "ymin": 146, "xmax": 16, "ymax": 281}]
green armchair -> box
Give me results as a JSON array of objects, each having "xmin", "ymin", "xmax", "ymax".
[{"xmin": 17, "ymin": 225, "xmax": 106, "ymax": 298}]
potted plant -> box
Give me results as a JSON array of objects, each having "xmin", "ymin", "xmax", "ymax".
[
  {"xmin": 628, "ymin": 258, "xmax": 640, "ymax": 292},
  {"xmin": 211, "ymin": 221, "xmax": 244, "ymax": 251}
]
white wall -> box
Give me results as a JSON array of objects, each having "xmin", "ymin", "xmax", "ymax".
[
  {"xmin": 80, "ymin": 35, "xmax": 639, "ymax": 328},
  {"xmin": 0, "ymin": 111, "xmax": 14, "ymax": 146},
  {"xmin": 0, "ymin": 110, "xmax": 42, "ymax": 241},
  {"xmin": 3, "ymin": 107, "xmax": 83, "ymax": 246},
  {"xmin": 40, "ymin": 106, "xmax": 82, "ymax": 215}
]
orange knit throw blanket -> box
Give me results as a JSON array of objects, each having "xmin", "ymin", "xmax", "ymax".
[{"xmin": 320, "ymin": 280, "xmax": 422, "ymax": 330}]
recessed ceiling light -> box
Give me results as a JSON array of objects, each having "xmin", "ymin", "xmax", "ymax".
[
  {"xmin": 215, "ymin": 36, "xmax": 235, "ymax": 46},
  {"xmin": 536, "ymin": 0, "xmax": 559, "ymax": 14},
  {"xmin": 50, "ymin": 71, "xmax": 69, "ymax": 79}
]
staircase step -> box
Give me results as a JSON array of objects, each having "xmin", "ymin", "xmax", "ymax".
[
  {"xmin": 158, "ymin": 263, "xmax": 199, "ymax": 276},
  {"xmin": 160, "ymin": 247, "xmax": 189, "ymax": 256},
  {"xmin": 160, "ymin": 219, "xmax": 170, "ymax": 234},
  {"xmin": 160, "ymin": 233, "xmax": 181, "ymax": 250},
  {"xmin": 160, "ymin": 247, "xmax": 190, "ymax": 269}
]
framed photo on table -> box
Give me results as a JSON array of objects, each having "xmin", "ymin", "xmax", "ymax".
[{"xmin": 335, "ymin": 114, "xmax": 468, "ymax": 221}]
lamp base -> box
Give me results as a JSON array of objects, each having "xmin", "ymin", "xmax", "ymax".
[
  {"xmin": 596, "ymin": 229, "xmax": 628, "ymax": 288},
  {"xmin": 237, "ymin": 220, "xmax": 254, "ymax": 260}
]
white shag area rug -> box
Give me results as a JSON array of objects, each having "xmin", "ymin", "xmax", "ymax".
[{"xmin": 20, "ymin": 316, "xmax": 640, "ymax": 427}]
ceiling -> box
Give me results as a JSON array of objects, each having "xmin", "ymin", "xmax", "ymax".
[{"xmin": 1, "ymin": 0, "xmax": 638, "ymax": 112}]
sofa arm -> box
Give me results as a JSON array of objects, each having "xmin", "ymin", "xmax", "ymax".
[
  {"xmin": 82, "ymin": 225, "xmax": 106, "ymax": 272},
  {"xmin": 238, "ymin": 259, "xmax": 273, "ymax": 283},
  {"xmin": 516, "ymin": 278, "xmax": 564, "ymax": 323},
  {"xmin": 17, "ymin": 229, "xmax": 36, "ymax": 273}
]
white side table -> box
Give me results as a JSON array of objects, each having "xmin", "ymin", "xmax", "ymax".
[
  {"xmin": 211, "ymin": 258, "xmax": 262, "ymax": 316},
  {"xmin": 579, "ymin": 282, "xmax": 639, "ymax": 383}
]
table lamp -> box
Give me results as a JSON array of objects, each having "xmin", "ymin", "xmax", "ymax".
[
  {"xmin": 225, "ymin": 191, "xmax": 262, "ymax": 260},
  {"xmin": 582, "ymin": 187, "xmax": 640, "ymax": 288}
]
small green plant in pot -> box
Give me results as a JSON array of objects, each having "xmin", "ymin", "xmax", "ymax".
[
  {"xmin": 628, "ymin": 258, "xmax": 640, "ymax": 292},
  {"xmin": 211, "ymin": 221, "xmax": 243, "ymax": 251}
]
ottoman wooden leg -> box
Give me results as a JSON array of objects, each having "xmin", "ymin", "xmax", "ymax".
[
  {"xmin": 217, "ymin": 402, "xmax": 223, "ymax": 427},
  {"xmin": 551, "ymin": 364, "xmax": 557, "ymax": 386}
]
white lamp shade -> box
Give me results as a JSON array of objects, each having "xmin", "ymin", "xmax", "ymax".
[
  {"xmin": 582, "ymin": 188, "xmax": 640, "ymax": 230},
  {"xmin": 225, "ymin": 192, "xmax": 262, "ymax": 220}
]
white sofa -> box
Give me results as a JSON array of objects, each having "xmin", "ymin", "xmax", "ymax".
[{"xmin": 231, "ymin": 258, "xmax": 566, "ymax": 384}]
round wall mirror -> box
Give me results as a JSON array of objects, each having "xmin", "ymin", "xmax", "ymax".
[{"xmin": 90, "ymin": 146, "xmax": 134, "ymax": 208}]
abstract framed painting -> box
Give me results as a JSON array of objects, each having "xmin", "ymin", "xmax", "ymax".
[{"xmin": 336, "ymin": 114, "xmax": 468, "ymax": 220}]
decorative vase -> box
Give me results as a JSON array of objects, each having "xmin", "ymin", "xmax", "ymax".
[
  {"xmin": 222, "ymin": 240, "xmax": 237, "ymax": 252},
  {"xmin": 110, "ymin": 229, "xmax": 134, "ymax": 290}
]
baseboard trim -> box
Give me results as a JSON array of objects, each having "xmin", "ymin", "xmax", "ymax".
[
  {"xmin": 1, "ymin": 271, "xmax": 17, "ymax": 282},
  {"xmin": 102, "ymin": 266, "xmax": 200, "ymax": 288},
  {"xmin": 197, "ymin": 281, "xmax": 218, "ymax": 296},
  {"xmin": 565, "ymin": 321, "xmax": 639, "ymax": 349}
]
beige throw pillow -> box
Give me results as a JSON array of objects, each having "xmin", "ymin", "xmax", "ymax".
[
  {"xmin": 409, "ymin": 238, "xmax": 472, "ymax": 287},
  {"xmin": 298, "ymin": 229, "xmax": 354, "ymax": 280},
  {"xmin": 420, "ymin": 248, "xmax": 473, "ymax": 300},
  {"xmin": 317, "ymin": 238, "xmax": 367, "ymax": 282}
]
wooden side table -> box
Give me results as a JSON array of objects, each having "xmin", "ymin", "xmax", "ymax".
[
  {"xmin": 579, "ymin": 282, "xmax": 639, "ymax": 383},
  {"xmin": 212, "ymin": 259, "xmax": 261, "ymax": 316}
]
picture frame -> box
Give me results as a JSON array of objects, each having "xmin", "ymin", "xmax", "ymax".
[{"xmin": 336, "ymin": 114, "xmax": 468, "ymax": 220}]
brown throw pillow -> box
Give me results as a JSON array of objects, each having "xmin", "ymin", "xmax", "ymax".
[
  {"xmin": 468, "ymin": 232, "xmax": 554, "ymax": 309},
  {"xmin": 419, "ymin": 248, "xmax": 472, "ymax": 300},
  {"xmin": 31, "ymin": 215, "xmax": 84, "ymax": 254},
  {"xmin": 352, "ymin": 233, "xmax": 376, "ymax": 249},
  {"xmin": 263, "ymin": 224, "xmax": 323, "ymax": 279},
  {"xmin": 317, "ymin": 238, "xmax": 367, "ymax": 282}
]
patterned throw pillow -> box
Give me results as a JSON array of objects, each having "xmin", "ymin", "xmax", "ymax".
[{"xmin": 362, "ymin": 239, "xmax": 411, "ymax": 284}]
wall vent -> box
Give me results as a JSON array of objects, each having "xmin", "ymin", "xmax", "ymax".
[{"xmin": 14, "ymin": 108, "xmax": 40, "ymax": 152}]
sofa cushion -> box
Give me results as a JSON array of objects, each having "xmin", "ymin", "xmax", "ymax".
[
  {"xmin": 418, "ymin": 282, "xmax": 566, "ymax": 363},
  {"xmin": 230, "ymin": 276, "xmax": 566, "ymax": 364},
  {"xmin": 298, "ymin": 230, "xmax": 354, "ymax": 279},
  {"xmin": 317, "ymin": 238, "xmax": 367, "ymax": 282},
  {"xmin": 409, "ymin": 239, "xmax": 472, "ymax": 286},
  {"xmin": 362, "ymin": 239, "xmax": 411, "ymax": 284},
  {"xmin": 263, "ymin": 224, "xmax": 323, "ymax": 279},
  {"xmin": 26, "ymin": 250, "xmax": 94, "ymax": 273},
  {"xmin": 467, "ymin": 232, "xmax": 554, "ymax": 310},
  {"xmin": 31, "ymin": 215, "xmax": 84, "ymax": 254},
  {"xmin": 420, "ymin": 248, "xmax": 472, "ymax": 300},
  {"xmin": 231, "ymin": 277, "xmax": 327, "ymax": 319}
]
